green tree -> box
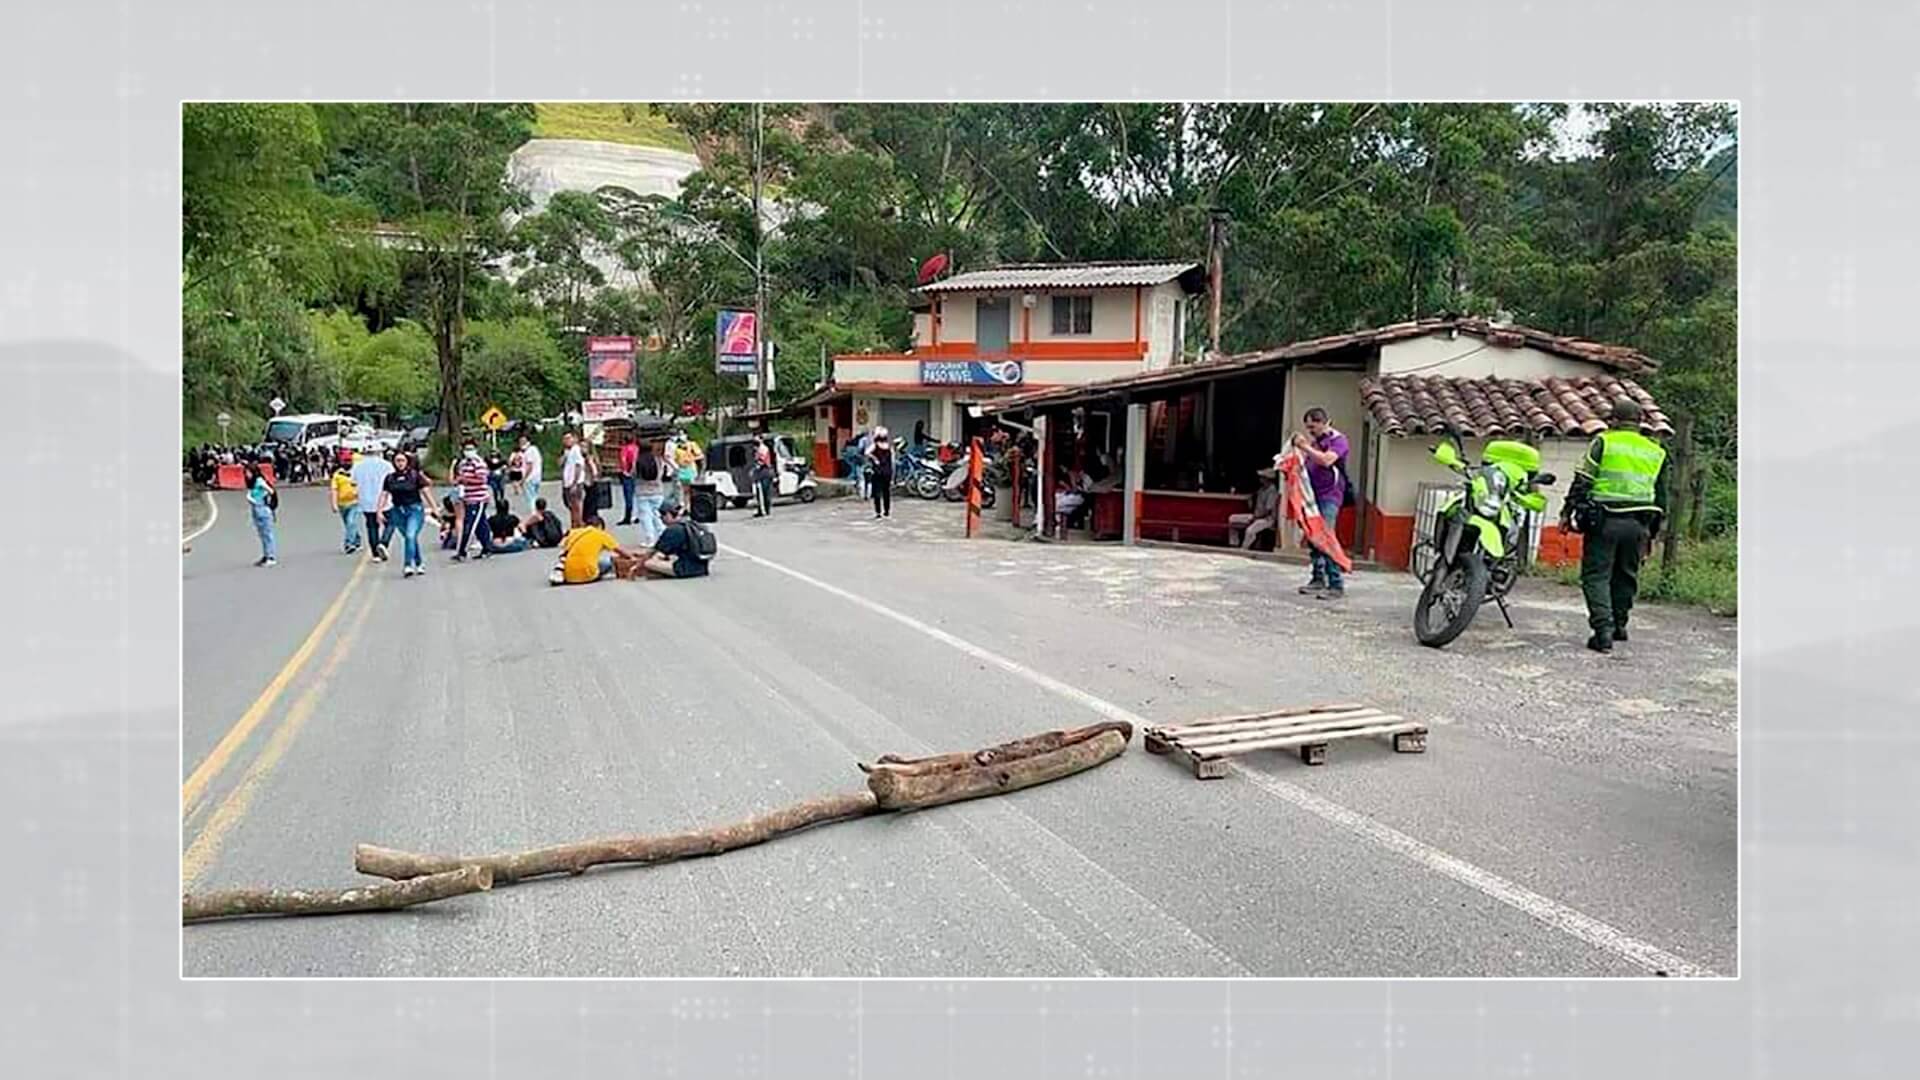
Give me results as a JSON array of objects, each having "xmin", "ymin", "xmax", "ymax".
[
  {"xmin": 462, "ymin": 317, "xmax": 576, "ymax": 421},
  {"xmin": 509, "ymin": 190, "xmax": 616, "ymax": 329},
  {"xmin": 316, "ymin": 103, "xmax": 535, "ymax": 440}
]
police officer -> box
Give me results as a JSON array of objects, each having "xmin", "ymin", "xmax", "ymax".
[{"xmin": 1560, "ymin": 397, "xmax": 1669, "ymax": 654}]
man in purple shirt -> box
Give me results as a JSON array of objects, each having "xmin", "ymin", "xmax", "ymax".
[{"xmin": 1291, "ymin": 406, "xmax": 1350, "ymax": 598}]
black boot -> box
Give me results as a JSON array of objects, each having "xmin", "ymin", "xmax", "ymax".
[
  {"xmin": 1612, "ymin": 626, "xmax": 1629, "ymax": 642},
  {"xmin": 1586, "ymin": 631, "xmax": 1613, "ymax": 654}
]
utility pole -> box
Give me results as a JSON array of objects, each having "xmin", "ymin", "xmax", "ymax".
[
  {"xmin": 1206, "ymin": 209, "xmax": 1227, "ymax": 358},
  {"xmin": 752, "ymin": 102, "xmax": 768, "ymax": 414}
]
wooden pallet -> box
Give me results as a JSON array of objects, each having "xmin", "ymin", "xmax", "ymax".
[{"xmin": 1143, "ymin": 703, "xmax": 1427, "ymax": 778}]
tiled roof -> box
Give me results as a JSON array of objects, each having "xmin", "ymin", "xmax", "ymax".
[
  {"xmin": 917, "ymin": 261, "xmax": 1205, "ymax": 295},
  {"xmin": 1358, "ymin": 373, "xmax": 1675, "ymax": 439}
]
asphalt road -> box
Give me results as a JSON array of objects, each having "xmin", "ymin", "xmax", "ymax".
[{"xmin": 182, "ymin": 486, "xmax": 1737, "ymax": 977}]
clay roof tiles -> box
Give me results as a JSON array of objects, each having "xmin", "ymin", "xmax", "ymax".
[{"xmin": 1358, "ymin": 373, "xmax": 1674, "ymax": 439}]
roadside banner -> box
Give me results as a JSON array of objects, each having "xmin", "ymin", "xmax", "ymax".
[
  {"xmin": 715, "ymin": 309, "xmax": 758, "ymax": 374},
  {"xmin": 587, "ymin": 336, "xmax": 639, "ymax": 400},
  {"xmin": 581, "ymin": 400, "xmax": 631, "ymax": 422}
]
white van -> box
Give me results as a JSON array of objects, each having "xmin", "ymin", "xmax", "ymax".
[{"xmin": 262, "ymin": 413, "xmax": 353, "ymax": 454}]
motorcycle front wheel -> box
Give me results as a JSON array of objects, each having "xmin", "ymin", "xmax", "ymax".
[
  {"xmin": 1414, "ymin": 551, "xmax": 1490, "ymax": 648},
  {"xmin": 912, "ymin": 473, "xmax": 943, "ymax": 500}
]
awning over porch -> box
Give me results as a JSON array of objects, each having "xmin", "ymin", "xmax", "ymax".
[{"xmin": 977, "ymin": 315, "xmax": 1663, "ymax": 418}]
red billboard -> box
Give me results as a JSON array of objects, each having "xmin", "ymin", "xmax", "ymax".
[{"xmin": 587, "ymin": 335, "xmax": 638, "ymax": 400}]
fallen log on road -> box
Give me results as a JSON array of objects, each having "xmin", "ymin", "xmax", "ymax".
[
  {"xmin": 865, "ymin": 721, "xmax": 1132, "ymax": 775},
  {"xmin": 355, "ymin": 792, "xmax": 881, "ymax": 885},
  {"xmin": 182, "ymin": 865, "xmax": 491, "ymax": 923},
  {"xmin": 356, "ymin": 722, "xmax": 1133, "ymax": 887},
  {"xmin": 863, "ymin": 728, "xmax": 1130, "ymax": 810}
]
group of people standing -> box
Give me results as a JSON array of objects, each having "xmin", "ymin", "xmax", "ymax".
[{"xmin": 613, "ymin": 432, "xmax": 704, "ymax": 543}]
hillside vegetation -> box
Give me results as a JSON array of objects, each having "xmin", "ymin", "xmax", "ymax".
[{"xmin": 532, "ymin": 103, "xmax": 694, "ymax": 153}]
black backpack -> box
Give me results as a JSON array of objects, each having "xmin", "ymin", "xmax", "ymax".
[
  {"xmin": 263, "ymin": 479, "xmax": 279, "ymax": 512},
  {"xmin": 683, "ymin": 519, "xmax": 717, "ymax": 561}
]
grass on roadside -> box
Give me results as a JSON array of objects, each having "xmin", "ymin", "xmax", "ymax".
[
  {"xmin": 1545, "ymin": 531, "xmax": 1738, "ymax": 616},
  {"xmin": 183, "ymin": 409, "xmax": 264, "ymax": 450},
  {"xmin": 533, "ymin": 103, "xmax": 694, "ymax": 153}
]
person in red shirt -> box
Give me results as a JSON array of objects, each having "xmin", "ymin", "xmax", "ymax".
[{"xmin": 617, "ymin": 432, "xmax": 640, "ymax": 526}]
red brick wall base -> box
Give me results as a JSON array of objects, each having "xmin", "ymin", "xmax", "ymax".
[
  {"xmin": 1367, "ymin": 507, "xmax": 1417, "ymax": 570},
  {"xmin": 1534, "ymin": 524, "xmax": 1583, "ymax": 567},
  {"xmin": 1363, "ymin": 510, "xmax": 1584, "ymax": 571}
]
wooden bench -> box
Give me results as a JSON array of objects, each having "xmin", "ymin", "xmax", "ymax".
[
  {"xmin": 1137, "ymin": 519, "xmax": 1233, "ymax": 544},
  {"xmin": 1135, "ymin": 490, "xmax": 1249, "ymax": 545}
]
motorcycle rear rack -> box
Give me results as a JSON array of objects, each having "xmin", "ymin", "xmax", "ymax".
[{"xmin": 1144, "ymin": 703, "xmax": 1427, "ymax": 778}]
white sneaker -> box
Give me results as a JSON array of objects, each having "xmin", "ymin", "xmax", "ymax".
[
  {"xmin": 403, "ymin": 565, "xmax": 416, "ymax": 577},
  {"xmin": 412, "ymin": 562, "xmax": 425, "ymax": 576},
  {"xmin": 263, "ymin": 558, "xmax": 277, "ymax": 567}
]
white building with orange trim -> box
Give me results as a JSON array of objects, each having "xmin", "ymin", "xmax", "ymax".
[{"xmin": 785, "ymin": 261, "xmax": 1208, "ymax": 473}]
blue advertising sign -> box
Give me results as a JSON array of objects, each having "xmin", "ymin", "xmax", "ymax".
[{"xmin": 919, "ymin": 359, "xmax": 1024, "ymax": 387}]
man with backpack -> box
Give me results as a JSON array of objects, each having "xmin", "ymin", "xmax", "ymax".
[
  {"xmin": 638, "ymin": 503, "xmax": 714, "ymax": 579},
  {"xmin": 1291, "ymin": 406, "xmax": 1353, "ymax": 599}
]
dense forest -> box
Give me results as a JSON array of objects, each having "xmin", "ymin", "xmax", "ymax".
[{"xmin": 182, "ymin": 101, "xmax": 1736, "ymax": 538}]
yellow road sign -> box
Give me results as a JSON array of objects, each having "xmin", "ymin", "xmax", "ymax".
[{"xmin": 480, "ymin": 405, "xmax": 508, "ymax": 431}]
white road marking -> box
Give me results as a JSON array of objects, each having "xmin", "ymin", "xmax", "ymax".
[
  {"xmin": 183, "ymin": 489, "xmax": 219, "ymax": 545},
  {"xmin": 722, "ymin": 541, "xmax": 1723, "ymax": 978}
]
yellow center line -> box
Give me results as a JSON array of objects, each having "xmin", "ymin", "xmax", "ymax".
[
  {"xmin": 181, "ymin": 575, "xmax": 381, "ymax": 888},
  {"xmin": 182, "ymin": 557, "xmax": 367, "ymax": 815}
]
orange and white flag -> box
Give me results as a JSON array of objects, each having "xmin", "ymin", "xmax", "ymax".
[{"xmin": 1276, "ymin": 449, "xmax": 1352, "ymax": 573}]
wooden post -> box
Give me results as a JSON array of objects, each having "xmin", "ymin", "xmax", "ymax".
[
  {"xmin": 965, "ymin": 436, "xmax": 983, "ymax": 538},
  {"xmin": 1663, "ymin": 413, "xmax": 1693, "ymax": 569},
  {"xmin": 1123, "ymin": 402, "xmax": 1146, "ymax": 546},
  {"xmin": 1207, "ymin": 211, "xmax": 1227, "ymax": 357},
  {"xmin": 1007, "ymin": 446, "xmax": 1023, "ymax": 528},
  {"xmin": 1035, "ymin": 414, "xmax": 1052, "ymax": 539}
]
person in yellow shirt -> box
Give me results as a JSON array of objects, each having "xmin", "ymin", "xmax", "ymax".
[
  {"xmin": 330, "ymin": 460, "xmax": 362, "ymax": 554},
  {"xmin": 550, "ymin": 512, "xmax": 643, "ymax": 585},
  {"xmin": 670, "ymin": 436, "xmax": 704, "ymax": 509}
]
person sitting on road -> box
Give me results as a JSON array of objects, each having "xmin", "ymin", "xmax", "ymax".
[
  {"xmin": 551, "ymin": 512, "xmax": 643, "ymax": 585},
  {"xmin": 521, "ymin": 497, "xmax": 565, "ymax": 549},
  {"xmin": 476, "ymin": 497, "xmax": 529, "ymax": 554},
  {"xmin": 637, "ymin": 503, "xmax": 713, "ymax": 580},
  {"xmin": 437, "ymin": 494, "xmax": 460, "ymax": 550}
]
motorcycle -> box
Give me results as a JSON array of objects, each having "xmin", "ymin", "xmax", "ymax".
[
  {"xmin": 1412, "ymin": 432, "xmax": 1555, "ymax": 648},
  {"xmin": 939, "ymin": 453, "xmax": 1000, "ymax": 509},
  {"xmin": 893, "ymin": 449, "xmax": 945, "ymax": 500}
]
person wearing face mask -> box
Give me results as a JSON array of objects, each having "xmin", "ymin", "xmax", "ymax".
[{"xmin": 452, "ymin": 438, "xmax": 494, "ymax": 561}]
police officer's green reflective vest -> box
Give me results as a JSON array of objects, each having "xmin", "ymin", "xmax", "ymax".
[{"xmin": 1586, "ymin": 429, "xmax": 1666, "ymax": 512}]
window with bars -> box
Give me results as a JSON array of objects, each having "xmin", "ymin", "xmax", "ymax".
[{"xmin": 1050, "ymin": 294, "xmax": 1093, "ymax": 335}]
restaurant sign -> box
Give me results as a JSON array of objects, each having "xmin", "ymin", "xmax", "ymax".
[{"xmin": 919, "ymin": 359, "xmax": 1024, "ymax": 387}]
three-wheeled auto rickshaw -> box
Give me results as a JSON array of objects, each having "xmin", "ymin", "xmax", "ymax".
[{"xmin": 703, "ymin": 433, "xmax": 818, "ymax": 508}]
